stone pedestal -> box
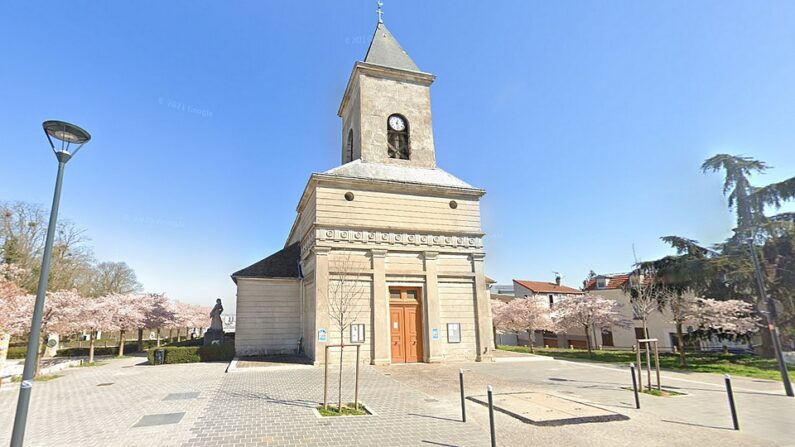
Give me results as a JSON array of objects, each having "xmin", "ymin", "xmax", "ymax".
[{"xmin": 204, "ymin": 329, "xmax": 225, "ymax": 346}]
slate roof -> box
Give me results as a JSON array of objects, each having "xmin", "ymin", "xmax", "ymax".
[
  {"xmin": 364, "ymin": 23, "xmax": 420, "ymax": 72},
  {"xmin": 513, "ymin": 279, "xmax": 583, "ymax": 295},
  {"xmin": 323, "ymin": 159, "xmax": 474, "ymax": 189},
  {"xmin": 232, "ymin": 242, "xmax": 301, "ymax": 280}
]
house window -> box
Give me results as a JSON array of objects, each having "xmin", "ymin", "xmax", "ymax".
[
  {"xmin": 548, "ymin": 295, "xmax": 554, "ymax": 307},
  {"xmin": 387, "ymin": 114, "xmax": 409, "ymax": 160},
  {"xmin": 596, "ymin": 277, "xmax": 608, "ymax": 289},
  {"xmin": 347, "ymin": 129, "xmax": 354, "ymax": 162},
  {"xmin": 634, "ymin": 327, "xmax": 648, "ymax": 340},
  {"xmin": 601, "ymin": 330, "xmax": 614, "ymax": 347}
]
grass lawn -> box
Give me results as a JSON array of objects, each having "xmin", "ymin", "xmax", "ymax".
[
  {"xmin": 621, "ymin": 386, "xmax": 685, "ymax": 397},
  {"xmin": 316, "ymin": 403, "xmax": 368, "ymax": 417},
  {"xmin": 498, "ymin": 345, "xmax": 794, "ymax": 381},
  {"xmin": 11, "ymin": 374, "xmax": 63, "ymax": 382},
  {"xmin": 73, "ymin": 361, "xmax": 108, "ymax": 368}
]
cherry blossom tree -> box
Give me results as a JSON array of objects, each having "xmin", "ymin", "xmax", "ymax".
[
  {"xmin": 108, "ymin": 294, "xmax": 147, "ymax": 356},
  {"xmin": 1, "ymin": 263, "xmax": 27, "ymax": 382},
  {"xmin": 1, "ymin": 263, "xmax": 27, "ymax": 336},
  {"xmin": 184, "ymin": 303, "xmax": 211, "ymax": 340},
  {"xmin": 493, "ymin": 298, "xmax": 557, "ymax": 353},
  {"xmin": 75, "ymin": 295, "xmax": 117, "ymax": 363},
  {"xmin": 491, "ymin": 299, "xmax": 509, "ymax": 346},
  {"xmin": 692, "ymin": 298, "xmax": 760, "ymax": 342},
  {"xmin": 553, "ymin": 294, "xmax": 631, "ymax": 357},
  {"xmin": 11, "ymin": 290, "xmax": 83, "ymax": 376},
  {"xmin": 142, "ymin": 293, "xmax": 177, "ymax": 347}
]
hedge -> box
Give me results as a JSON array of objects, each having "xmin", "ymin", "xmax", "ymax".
[
  {"xmin": 57, "ymin": 342, "xmax": 141, "ymax": 357},
  {"xmin": 147, "ymin": 344, "xmax": 235, "ymax": 365},
  {"xmin": 7, "ymin": 347, "xmax": 27, "ymax": 359}
]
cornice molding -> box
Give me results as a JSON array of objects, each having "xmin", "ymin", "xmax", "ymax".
[{"xmin": 312, "ymin": 227, "xmax": 484, "ymax": 251}]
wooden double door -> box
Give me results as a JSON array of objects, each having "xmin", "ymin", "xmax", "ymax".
[{"xmin": 390, "ymin": 287, "xmax": 423, "ymax": 363}]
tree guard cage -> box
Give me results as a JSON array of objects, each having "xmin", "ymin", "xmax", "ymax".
[
  {"xmin": 635, "ymin": 338, "xmax": 661, "ymax": 391},
  {"xmin": 323, "ymin": 344, "xmax": 363, "ymax": 411}
]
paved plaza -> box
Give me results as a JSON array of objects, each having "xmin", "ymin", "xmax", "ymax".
[{"xmin": 0, "ymin": 353, "xmax": 793, "ymax": 446}]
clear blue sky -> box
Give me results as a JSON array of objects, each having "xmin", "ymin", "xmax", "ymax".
[{"xmin": 2, "ymin": 1, "xmax": 794, "ymax": 312}]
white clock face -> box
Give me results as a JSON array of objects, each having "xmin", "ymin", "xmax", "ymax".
[{"xmin": 388, "ymin": 115, "xmax": 406, "ymax": 131}]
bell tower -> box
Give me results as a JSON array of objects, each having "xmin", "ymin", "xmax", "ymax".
[{"xmin": 338, "ymin": 21, "xmax": 437, "ymax": 169}]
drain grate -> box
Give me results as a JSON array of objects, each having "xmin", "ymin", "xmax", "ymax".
[
  {"xmin": 163, "ymin": 392, "xmax": 200, "ymax": 401},
  {"xmin": 133, "ymin": 412, "xmax": 185, "ymax": 427}
]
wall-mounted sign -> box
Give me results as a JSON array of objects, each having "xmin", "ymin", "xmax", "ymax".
[
  {"xmin": 318, "ymin": 329, "xmax": 327, "ymax": 342},
  {"xmin": 432, "ymin": 327, "xmax": 439, "ymax": 340},
  {"xmin": 350, "ymin": 324, "xmax": 366, "ymax": 343},
  {"xmin": 447, "ymin": 323, "xmax": 461, "ymax": 343}
]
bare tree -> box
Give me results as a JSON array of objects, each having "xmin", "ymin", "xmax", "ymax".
[
  {"xmin": 626, "ymin": 271, "xmax": 662, "ymax": 340},
  {"xmin": 660, "ymin": 288, "xmax": 697, "ymax": 366},
  {"xmin": 1, "ymin": 201, "xmax": 95, "ymax": 294},
  {"xmin": 326, "ymin": 251, "xmax": 365, "ymax": 411},
  {"xmin": 88, "ymin": 261, "xmax": 142, "ymax": 297}
]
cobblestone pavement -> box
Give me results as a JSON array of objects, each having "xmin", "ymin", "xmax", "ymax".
[
  {"xmin": 184, "ymin": 364, "xmax": 489, "ymax": 446},
  {"xmin": 379, "ymin": 357, "xmax": 795, "ymax": 447},
  {"xmin": 2, "ymin": 353, "xmax": 793, "ymax": 446},
  {"xmin": 0, "ymin": 355, "xmax": 225, "ymax": 447}
]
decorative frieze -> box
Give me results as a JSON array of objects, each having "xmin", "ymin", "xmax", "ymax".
[{"xmin": 312, "ymin": 227, "xmax": 483, "ymax": 250}]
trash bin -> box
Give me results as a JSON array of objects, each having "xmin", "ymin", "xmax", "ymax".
[{"xmin": 153, "ymin": 349, "xmax": 165, "ymax": 365}]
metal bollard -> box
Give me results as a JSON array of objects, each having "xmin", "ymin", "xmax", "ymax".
[
  {"xmin": 487, "ymin": 385, "xmax": 496, "ymax": 447},
  {"xmin": 724, "ymin": 374, "xmax": 739, "ymax": 430},
  {"xmin": 630, "ymin": 363, "xmax": 640, "ymax": 409},
  {"xmin": 459, "ymin": 369, "xmax": 466, "ymax": 422}
]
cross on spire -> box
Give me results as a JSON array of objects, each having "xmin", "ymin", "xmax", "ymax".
[{"xmin": 377, "ymin": 0, "xmax": 384, "ymax": 24}]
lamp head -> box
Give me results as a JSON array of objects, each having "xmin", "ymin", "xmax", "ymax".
[{"xmin": 42, "ymin": 120, "xmax": 91, "ymax": 160}]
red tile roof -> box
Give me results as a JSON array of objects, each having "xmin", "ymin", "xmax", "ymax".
[
  {"xmin": 513, "ymin": 279, "xmax": 583, "ymax": 295},
  {"xmin": 583, "ymin": 274, "xmax": 630, "ymax": 291}
]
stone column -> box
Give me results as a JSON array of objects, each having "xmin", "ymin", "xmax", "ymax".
[
  {"xmin": 313, "ymin": 246, "xmax": 331, "ymax": 365},
  {"xmin": 370, "ymin": 249, "xmax": 390, "ymax": 365},
  {"xmin": 472, "ymin": 252, "xmax": 493, "ymax": 362},
  {"xmin": 423, "ymin": 251, "xmax": 443, "ymax": 362}
]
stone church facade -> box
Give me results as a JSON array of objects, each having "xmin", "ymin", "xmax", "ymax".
[{"xmin": 232, "ymin": 21, "xmax": 493, "ymax": 365}]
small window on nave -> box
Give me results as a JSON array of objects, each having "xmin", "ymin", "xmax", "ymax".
[
  {"xmin": 387, "ymin": 114, "xmax": 410, "ymax": 160},
  {"xmin": 347, "ymin": 129, "xmax": 354, "ymax": 162}
]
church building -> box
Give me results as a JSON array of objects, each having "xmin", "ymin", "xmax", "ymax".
[{"xmin": 232, "ymin": 19, "xmax": 493, "ymax": 365}]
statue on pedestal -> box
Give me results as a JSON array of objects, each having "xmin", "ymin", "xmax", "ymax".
[{"xmin": 204, "ymin": 299, "xmax": 225, "ymax": 346}]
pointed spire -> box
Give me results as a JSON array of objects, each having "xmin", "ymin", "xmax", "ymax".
[
  {"xmin": 364, "ymin": 22, "xmax": 420, "ymax": 72},
  {"xmin": 377, "ymin": 0, "xmax": 384, "ymax": 24}
]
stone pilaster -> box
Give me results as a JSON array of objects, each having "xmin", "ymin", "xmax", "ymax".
[
  {"xmin": 370, "ymin": 249, "xmax": 390, "ymax": 365},
  {"xmin": 472, "ymin": 253, "xmax": 493, "ymax": 362},
  {"xmin": 423, "ymin": 251, "xmax": 443, "ymax": 362},
  {"xmin": 313, "ymin": 246, "xmax": 331, "ymax": 365}
]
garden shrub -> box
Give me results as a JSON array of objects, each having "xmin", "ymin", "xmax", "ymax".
[
  {"xmin": 7, "ymin": 347, "xmax": 27, "ymax": 359},
  {"xmin": 198, "ymin": 344, "xmax": 235, "ymax": 362},
  {"xmin": 146, "ymin": 344, "xmax": 235, "ymax": 365}
]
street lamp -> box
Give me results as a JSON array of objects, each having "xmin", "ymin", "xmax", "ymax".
[{"xmin": 10, "ymin": 120, "xmax": 92, "ymax": 447}]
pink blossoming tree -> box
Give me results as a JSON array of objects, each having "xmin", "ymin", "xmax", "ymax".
[
  {"xmin": 552, "ymin": 294, "xmax": 631, "ymax": 357},
  {"xmin": 107, "ymin": 294, "xmax": 147, "ymax": 356},
  {"xmin": 492, "ymin": 298, "xmax": 557, "ymax": 353}
]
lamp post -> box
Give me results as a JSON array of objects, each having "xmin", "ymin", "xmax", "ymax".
[
  {"xmin": 746, "ymin": 235, "xmax": 794, "ymax": 397},
  {"xmin": 10, "ymin": 120, "xmax": 91, "ymax": 447}
]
